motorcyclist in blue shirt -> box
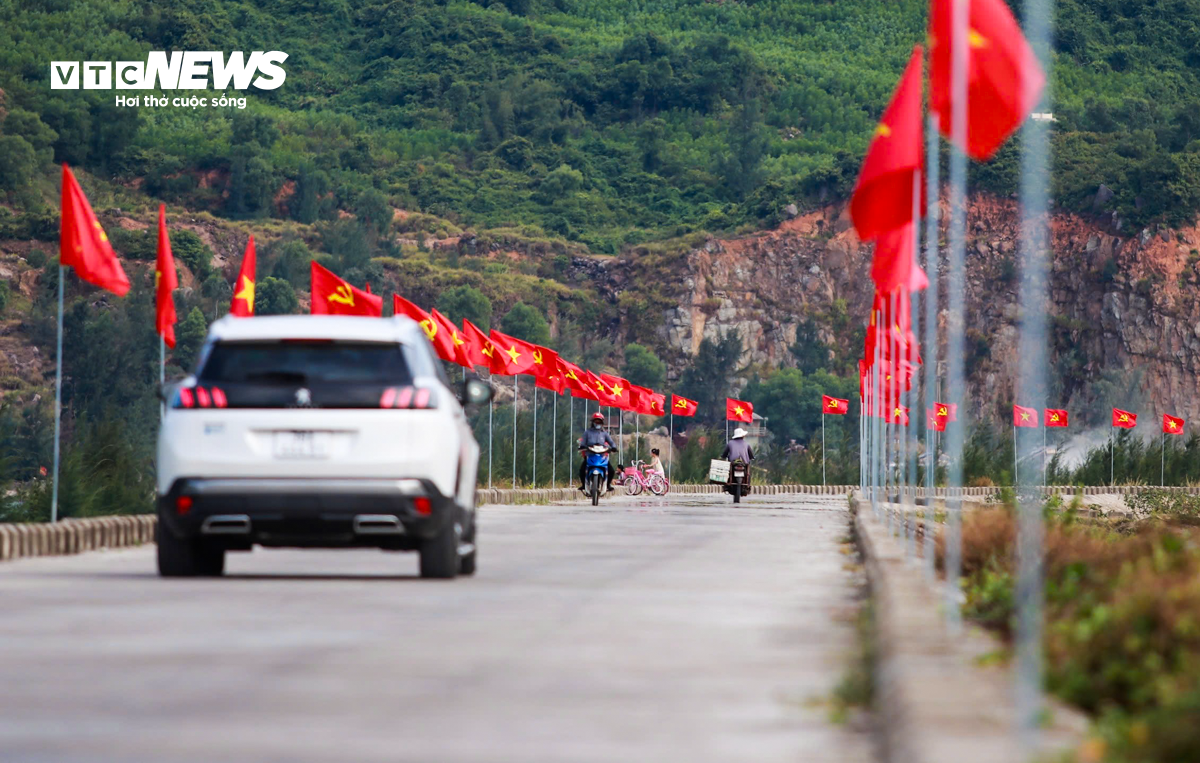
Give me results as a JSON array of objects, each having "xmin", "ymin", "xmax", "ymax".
[{"xmin": 578, "ymin": 411, "xmax": 617, "ymax": 492}]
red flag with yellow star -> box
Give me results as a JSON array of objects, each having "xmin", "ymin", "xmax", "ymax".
[
  {"xmin": 599, "ymin": 374, "xmax": 632, "ymax": 410},
  {"xmin": 60, "ymin": 164, "xmax": 130, "ymax": 296},
  {"xmin": 726, "ymin": 398, "xmax": 753, "ymax": 423},
  {"xmin": 1013, "ymin": 404, "xmax": 1038, "ymax": 428},
  {"xmin": 488, "ymin": 329, "xmax": 538, "ymax": 376},
  {"xmin": 1163, "ymin": 414, "xmax": 1185, "ymax": 435},
  {"xmin": 310, "ymin": 262, "xmax": 382, "ymax": 316},
  {"xmin": 154, "ymin": 204, "xmax": 178, "ymax": 348},
  {"xmin": 849, "ymin": 46, "xmax": 925, "ymax": 244},
  {"xmin": 229, "ymin": 237, "xmax": 256, "ymax": 317},
  {"xmin": 929, "ymin": 0, "xmax": 1046, "ymax": 161},
  {"xmin": 584, "ymin": 370, "xmax": 619, "ymax": 406}
]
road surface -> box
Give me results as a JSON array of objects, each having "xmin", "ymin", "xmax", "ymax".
[{"xmin": 0, "ymin": 494, "xmax": 873, "ymax": 763}]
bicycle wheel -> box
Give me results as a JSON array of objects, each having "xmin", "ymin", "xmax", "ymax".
[
  {"xmin": 626, "ymin": 478, "xmax": 643, "ymax": 496},
  {"xmin": 648, "ymin": 474, "xmax": 668, "ymax": 496}
]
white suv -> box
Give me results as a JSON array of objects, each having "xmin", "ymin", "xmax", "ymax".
[{"xmin": 155, "ymin": 315, "xmax": 491, "ymax": 579}]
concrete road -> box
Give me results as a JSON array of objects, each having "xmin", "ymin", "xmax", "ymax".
[{"xmin": 0, "ymin": 495, "xmax": 873, "ymax": 763}]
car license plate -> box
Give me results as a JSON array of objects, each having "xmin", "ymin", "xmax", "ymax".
[{"xmin": 273, "ymin": 431, "xmax": 330, "ymax": 459}]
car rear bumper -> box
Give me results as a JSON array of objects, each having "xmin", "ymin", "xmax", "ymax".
[{"xmin": 157, "ymin": 478, "xmax": 462, "ymax": 549}]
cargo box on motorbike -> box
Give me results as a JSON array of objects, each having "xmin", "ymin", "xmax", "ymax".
[{"xmin": 708, "ymin": 459, "xmax": 730, "ymax": 483}]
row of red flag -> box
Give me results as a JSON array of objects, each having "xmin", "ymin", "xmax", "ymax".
[
  {"xmin": 1012, "ymin": 406, "xmax": 1186, "ymax": 435},
  {"xmin": 61, "ymin": 163, "xmax": 757, "ymax": 424},
  {"xmin": 848, "ymin": 0, "xmax": 1046, "ymax": 440}
]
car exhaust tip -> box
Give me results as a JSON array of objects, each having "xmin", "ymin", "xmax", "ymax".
[
  {"xmin": 200, "ymin": 515, "xmax": 251, "ymax": 535},
  {"xmin": 353, "ymin": 515, "xmax": 405, "ymax": 535}
]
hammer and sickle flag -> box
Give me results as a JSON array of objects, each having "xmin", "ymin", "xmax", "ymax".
[
  {"xmin": 823, "ymin": 395, "xmax": 850, "ymax": 415},
  {"xmin": 672, "ymin": 395, "xmax": 699, "ymax": 417},
  {"xmin": 1045, "ymin": 408, "xmax": 1068, "ymax": 428},
  {"xmin": 310, "ymin": 261, "xmax": 382, "ymax": 316},
  {"xmin": 431, "ymin": 308, "xmax": 471, "ymax": 367},
  {"xmin": 1112, "ymin": 408, "xmax": 1138, "ymax": 429},
  {"xmin": 462, "ymin": 318, "xmax": 505, "ymax": 374}
]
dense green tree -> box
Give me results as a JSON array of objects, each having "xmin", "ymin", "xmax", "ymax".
[
  {"xmin": 256, "ymin": 276, "xmax": 300, "ymax": 316},
  {"xmin": 622, "ymin": 343, "xmax": 665, "ymax": 388},
  {"xmin": 436, "ymin": 285, "xmax": 493, "ymax": 331},
  {"xmin": 677, "ymin": 334, "xmax": 743, "ymax": 424},
  {"xmin": 500, "ymin": 302, "xmax": 551, "ymax": 346},
  {"xmin": 790, "ymin": 318, "xmax": 831, "ymax": 374},
  {"xmin": 173, "ymin": 307, "xmax": 208, "ymax": 371}
]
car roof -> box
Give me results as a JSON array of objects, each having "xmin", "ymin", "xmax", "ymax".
[{"xmin": 206, "ymin": 315, "xmax": 424, "ymax": 344}]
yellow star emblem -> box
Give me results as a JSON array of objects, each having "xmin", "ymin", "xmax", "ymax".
[
  {"xmin": 1020, "ymin": 411, "xmax": 1030, "ymax": 421},
  {"xmin": 506, "ymin": 345, "xmax": 521, "ymax": 365},
  {"xmin": 734, "ymin": 406, "xmax": 745, "ymax": 417},
  {"xmin": 874, "ymin": 123, "xmax": 892, "ymax": 138},
  {"xmin": 233, "ymin": 275, "xmax": 255, "ymax": 309},
  {"xmin": 610, "ymin": 384, "xmax": 623, "ymax": 397}
]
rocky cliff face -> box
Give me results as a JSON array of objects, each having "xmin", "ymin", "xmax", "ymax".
[{"xmin": 612, "ymin": 194, "xmax": 1200, "ymax": 426}]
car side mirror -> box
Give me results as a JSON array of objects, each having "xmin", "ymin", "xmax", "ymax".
[{"xmin": 460, "ymin": 377, "xmax": 494, "ymax": 406}]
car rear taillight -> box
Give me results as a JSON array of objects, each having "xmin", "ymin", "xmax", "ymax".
[
  {"xmin": 413, "ymin": 496, "xmax": 432, "ymax": 516},
  {"xmin": 173, "ymin": 386, "xmax": 228, "ymax": 409},
  {"xmin": 175, "ymin": 495, "xmax": 193, "ymax": 515},
  {"xmin": 379, "ymin": 386, "xmax": 437, "ymax": 410}
]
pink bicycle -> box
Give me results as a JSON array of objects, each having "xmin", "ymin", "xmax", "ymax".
[{"xmin": 623, "ymin": 461, "xmax": 669, "ymax": 496}]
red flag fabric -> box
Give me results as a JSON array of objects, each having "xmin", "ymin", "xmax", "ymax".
[
  {"xmin": 462, "ymin": 319, "xmax": 503, "ymax": 373},
  {"xmin": 584, "ymin": 370, "xmax": 619, "ymax": 406},
  {"xmin": 535, "ymin": 362, "xmax": 567, "ymax": 394},
  {"xmin": 929, "ymin": 0, "xmax": 1046, "ymax": 161},
  {"xmin": 599, "ymin": 374, "xmax": 632, "ymax": 410},
  {"xmin": 1044, "ymin": 408, "xmax": 1068, "ymax": 428},
  {"xmin": 1164, "ymin": 414, "xmax": 1185, "ymax": 435},
  {"xmin": 927, "ymin": 409, "xmax": 947, "ymax": 431},
  {"xmin": 726, "ymin": 398, "xmax": 753, "ymax": 423},
  {"xmin": 489, "ymin": 329, "xmax": 538, "ymax": 376},
  {"xmin": 886, "ymin": 405, "xmax": 911, "ymax": 426},
  {"xmin": 431, "ymin": 308, "xmax": 471, "ymax": 367},
  {"xmin": 871, "ymin": 221, "xmax": 929, "ymax": 295},
  {"xmin": 1112, "ymin": 408, "xmax": 1137, "ymax": 429},
  {"xmin": 1013, "ymin": 404, "xmax": 1038, "ymax": 428},
  {"xmin": 557, "ymin": 358, "xmax": 591, "ymax": 398},
  {"xmin": 310, "ymin": 262, "xmax": 382, "ymax": 316},
  {"xmin": 154, "ymin": 204, "xmax": 178, "ymax": 348},
  {"xmin": 59, "ymin": 164, "xmax": 130, "ymax": 296},
  {"xmin": 393, "ymin": 295, "xmax": 438, "ymax": 350},
  {"xmin": 671, "ymin": 395, "xmax": 699, "ymax": 417},
  {"xmin": 934, "ymin": 402, "xmax": 957, "ymax": 422},
  {"xmin": 823, "ymin": 395, "xmax": 850, "ymax": 415},
  {"xmin": 531, "ymin": 346, "xmax": 560, "ymax": 382},
  {"xmin": 229, "ymin": 237, "xmax": 256, "ymax": 317},
  {"xmin": 849, "ymin": 46, "xmax": 925, "ymax": 243},
  {"xmin": 644, "ymin": 390, "xmax": 666, "ymax": 417}
]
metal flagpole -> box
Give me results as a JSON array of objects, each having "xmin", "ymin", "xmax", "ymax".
[
  {"xmin": 1162, "ymin": 429, "xmax": 1165, "ymax": 487},
  {"xmin": 1013, "ymin": 423, "xmax": 1018, "ymax": 487},
  {"xmin": 532, "ymin": 385, "xmax": 538, "ymax": 486},
  {"xmin": 636, "ymin": 414, "xmax": 640, "ymax": 463},
  {"xmin": 552, "ymin": 391, "xmax": 557, "ymax": 488},
  {"xmin": 1043, "ymin": 424, "xmax": 1047, "ymax": 487},
  {"xmin": 1110, "ymin": 428, "xmax": 1114, "ymax": 486},
  {"xmin": 488, "ymin": 396, "xmax": 494, "ymax": 490},
  {"xmin": 160, "ymin": 336, "xmax": 165, "ymax": 419},
  {"xmin": 512, "ymin": 377, "xmax": 519, "ymax": 487},
  {"xmin": 923, "ymin": 109, "xmax": 940, "ymax": 579},
  {"xmin": 669, "ymin": 413, "xmax": 674, "ymax": 485},
  {"xmin": 821, "ymin": 413, "xmax": 826, "ymax": 487},
  {"xmin": 568, "ymin": 396, "xmax": 573, "ymax": 487},
  {"xmin": 51, "ymin": 266, "xmax": 65, "ymax": 523},
  {"xmin": 944, "ymin": 0, "xmax": 970, "ymax": 633},
  {"xmin": 618, "ymin": 409, "xmax": 623, "ymax": 465}
]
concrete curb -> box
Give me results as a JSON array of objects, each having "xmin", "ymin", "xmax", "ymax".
[{"xmin": 852, "ymin": 494, "xmax": 1086, "ymax": 763}]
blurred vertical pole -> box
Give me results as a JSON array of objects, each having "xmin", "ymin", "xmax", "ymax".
[
  {"xmin": 568, "ymin": 396, "xmax": 574, "ymax": 485},
  {"xmin": 872, "ymin": 311, "xmax": 882, "ymax": 519},
  {"xmin": 944, "ymin": 0, "xmax": 970, "ymax": 634},
  {"xmin": 552, "ymin": 392, "xmax": 557, "ymax": 489},
  {"xmin": 159, "ymin": 337, "xmax": 165, "ymax": 419},
  {"xmin": 906, "ymin": 169, "xmax": 921, "ymax": 555},
  {"xmin": 923, "ymin": 112, "xmax": 940, "ymax": 577},
  {"xmin": 532, "ymin": 386, "xmax": 538, "ymax": 486},
  {"xmin": 488, "ymin": 398, "xmax": 493, "ymax": 490},
  {"xmin": 821, "ymin": 413, "xmax": 826, "ymax": 487},
  {"xmin": 51, "ymin": 266, "xmax": 65, "ymax": 524},
  {"xmin": 669, "ymin": 413, "xmax": 674, "ymax": 485},
  {"xmin": 512, "ymin": 377, "xmax": 518, "ymax": 487},
  {"xmin": 1016, "ymin": 0, "xmax": 1053, "ymax": 748}
]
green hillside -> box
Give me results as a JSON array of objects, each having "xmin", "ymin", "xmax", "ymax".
[{"xmin": 3, "ymin": 0, "xmax": 1199, "ymax": 252}]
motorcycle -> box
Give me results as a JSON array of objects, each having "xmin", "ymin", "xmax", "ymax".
[
  {"xmin": 583, "ymin": 444, "xmax": 612, "ymax": 506},
  {"xmin": 725, "ymin": 458, "xmax": 750, "ymax": 503}
]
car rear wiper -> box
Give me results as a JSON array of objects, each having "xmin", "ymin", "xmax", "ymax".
[{"xmin": 242, "ymin": 371, "xmax": 310, "ymax": 384}]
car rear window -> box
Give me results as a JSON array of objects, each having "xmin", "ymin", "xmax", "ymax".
[{"xmin": 197, "ymin": 341, "xmax": 414, "ymax": 386}]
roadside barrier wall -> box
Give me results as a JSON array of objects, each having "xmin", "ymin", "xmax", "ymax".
[{"xmin": 0, "ymin": 484, "xmax": 1183, "ymax": 564}]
